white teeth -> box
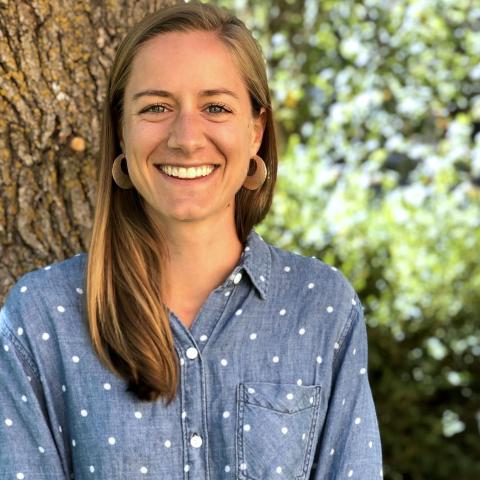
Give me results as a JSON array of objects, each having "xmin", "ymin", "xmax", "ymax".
[{"xmin": 159, "ymin": 164, "xmax": 215, "ymax": 179}]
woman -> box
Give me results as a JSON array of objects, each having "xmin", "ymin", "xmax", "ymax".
[{"xmin": 0, "ymin": 3, "xmax": 382, "ymax": 479}]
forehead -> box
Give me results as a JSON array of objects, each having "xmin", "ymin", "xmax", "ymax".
[{"xmin": 126, "ymin": 30, "xmax": 248, "ymax": 99}]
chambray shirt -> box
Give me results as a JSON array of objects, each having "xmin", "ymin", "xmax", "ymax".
[{"xmin": 0, "ymin": 230, "xmax": 382, "ymax": 479}]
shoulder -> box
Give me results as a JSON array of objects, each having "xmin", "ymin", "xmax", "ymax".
[
  {"xmin": 262, "ymin": 239, "xmax": 362, "ymax": 341},
  {"xmin": 0, "ymin": 253, "xmax": 88, "ymax": 341},
  {"xmin": 267, "ymin": 241, "xmax": 358, "ymax": 306}
]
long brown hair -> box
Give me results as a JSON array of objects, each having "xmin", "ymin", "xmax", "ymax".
[{"xmin": 86, "ymin": 2, "xmax": 278, "ymax": 404}]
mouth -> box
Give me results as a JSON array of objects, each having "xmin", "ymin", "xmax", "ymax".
[{"xmin": 154, "ymin": 164, "xmax": 220, "ymax": 180}]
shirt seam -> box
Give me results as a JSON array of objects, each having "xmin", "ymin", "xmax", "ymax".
[
  {"xmin": 1, "ymin": 320, "xmax": 42, "ymax": 382},
  {"xmin": 332, "ymin": 299, "xmax": 361, "ymax": 368}
]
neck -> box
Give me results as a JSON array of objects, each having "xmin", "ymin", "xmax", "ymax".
[{"xmin": 158, "ymin": 215, "xmax": 244, "ymax": 310}]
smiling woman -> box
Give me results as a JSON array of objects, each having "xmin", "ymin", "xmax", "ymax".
[{"xmin": 0, "ymin": 2, "xmax": 382, "ymax": 480}]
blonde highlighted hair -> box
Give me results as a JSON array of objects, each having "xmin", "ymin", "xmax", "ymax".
[{"xmin": 86, "ymin": 2, "xmax": 278, "ymax": 403}]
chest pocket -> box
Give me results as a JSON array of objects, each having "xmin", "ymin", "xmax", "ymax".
[{"xmin": 235, "ymin": 382, "xmax": 322, "ymax": 480}]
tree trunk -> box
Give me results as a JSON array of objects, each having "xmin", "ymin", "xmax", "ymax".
[{"xmin": 0, "ymin": 0, "xmax": 176, "ymax": 301}]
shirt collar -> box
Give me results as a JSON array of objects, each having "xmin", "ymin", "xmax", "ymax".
[{"xmin": 236, "ymin": 228, "xmax": 271, "ymax": 300}]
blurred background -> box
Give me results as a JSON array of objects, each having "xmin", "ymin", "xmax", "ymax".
[{"xmin": 1, "ymin": 0, "xmax": 479, "ymax": 478}]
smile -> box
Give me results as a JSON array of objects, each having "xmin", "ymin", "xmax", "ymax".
[{"xmin": 155, "ymin": 164, "xmax": 219, "ymax": 179}]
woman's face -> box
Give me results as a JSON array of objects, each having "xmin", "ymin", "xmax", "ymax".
[{"xmin": 121, "ymin": 30, "xmax": 265, "ymax": 229}]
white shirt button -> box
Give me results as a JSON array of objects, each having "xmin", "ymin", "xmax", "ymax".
[
  {"xmin": 186, "ymin": 347, "xmax": 198, "ymax": 360},
  {"xmin": 233, "ymin": 272, "xmax": 242, "ymax": 284},
  {"xmin": 190, "ymin": 434, "xmax": 203, "ymax": 448}
]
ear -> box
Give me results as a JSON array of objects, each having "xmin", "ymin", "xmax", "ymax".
[{"xmin": 251, "ymin": 107, "xmax": 267, "ymax": 156}]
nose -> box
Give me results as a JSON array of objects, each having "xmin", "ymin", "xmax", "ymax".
[{"xmin": 167, "ymin": 111, "xmax": 206, "ymax": 154}]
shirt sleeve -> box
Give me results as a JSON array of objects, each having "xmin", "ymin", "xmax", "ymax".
[
  {"xmin": 310, "ymin": 299, "xmax": 383, "ymax": 480},
  {"xmin": 0, "ymin": 306, "xmax": 68, "ymax": 479}
]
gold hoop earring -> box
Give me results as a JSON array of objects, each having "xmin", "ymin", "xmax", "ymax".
[
  {"xmin": 243, "ymin": 154, "xmax": 267, "ymax": 190},
  {"xmin": 112, "ymin": 153, "xmax": 133, "ymax": 189}
]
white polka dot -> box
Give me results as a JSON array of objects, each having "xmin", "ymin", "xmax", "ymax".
[
  {"xmin": 140, "ymin": 466, "xmax": 148, "ymax": 474},
  {"xmin": 330, "ymin": 448, "xmax": 335, "ymax": 455},
  {"xmin": 61, "ymin": 385, "xmax": 66, "ymax": 392},
  {"xmin": 57, "ymin": 306, "xmax": 65, "ymax": 313},
  {"xmin": 245, "ymin": 246, "xmax": 250, "ymax": 252},
  {"xmin": 181, "ymin": 411, "xmax": 187, "ymax": 419},
  {"xmin": 316, "ymin": 355, "xmax": 323, "ymax": 364},
  {"xmin": 296, "ymin": 378, "xmax": 303, "ymax": 385},
  {"xmin": 58, "ymin": 425, "xmax": 62, "ymax": 433},
  {"xmin": 276, "ymin": 466, "xmax": 283, "ymax": 473},
  {"xmin": 16, "ymin": 473, "xmax": 24, "ymax": 479},
  {"xmin": 42, "ymin": 332, "xmax": 50, "ymax": 341},
  {"xmin": 272, "ymin": 355, "xmax": 279, "ymax": 363},
  {"xmin": 17, "ymin": 327, "xmax": 23, "ymax": 336},
  {"xmin": 279, "ymin": 308, "xmax": 286, "ymax": 316},
  {"xmin": 284, "ymin": 266, "xmax": 291, "ymax": 272},
  {"xmin": 27, "ymin": 376, "xmax": 31, "ymax": 382},
  {"xmin": 235, "ymin": 309, "xmax": 242, "ymax": 316},
  {"xmin": 3, "ymin": 345, "xmax": 9, "ymax": 352},
  {"xmin": 21, "ymin": 395, "xmax": 27, "ymax": 402},
  {"xmin": 224, "ymin": 290, "xmax": 231, "ymax": 297},
  {"xmin": 103, "ymin": 383, "xmax": 111, "ymax": 390},
  {"xmin": 199, "ymin": 334, "xmax": 208, "ymax": 342},
  {"xmin": 180, "ymin": 358, "xmax": 185, "ymax": 366},
  {"xmin": 20, "ymin": 286, "xmax": 27, "ymax": 293},
  {"xmin": 309, "ymin": 396, "xmax": 314, "ymax": 404},
  {"xmin": 353, "ymin": 348, "xmax": 357, "ymax": 355},
  {"xmin": 259, "ymin": 275, "xmax": 265, "ymax": 282},
  {"xmin": 38, "ymin": 446, "xmax": 45, "ymax": 453},
  {"xmin": 348, "ymin": 470, "xmax": 354, "ymax": 477},
  {"xmin": 108, "ymin": 437, "xmax": 116, "ymax": 445},
  {"xmin": 80, "ymin": 409, "xmax": 88, "ymax": 417},
  {"xmin": 135, "ymin": 411, "xmax": 142, "ymax": 419},
  {"xmin": 352, "ymin": 298, "xmax": 357, "ymax": 306},
  {"xmin": 220, "ymin": 358, "xmax": 228, "ymax": 366},
  {"xmin": 72, "ymin": 439, "xmax": 76, "ymax": 447},
  {"xmin": 72, "ymin": 355, "xmax": 80, "ymax": 363},
  {"xmin": 308, "ymin": 282, "xmax": 315, "ymax": 289},
  {"xmin": 299, "ymin": 328, "xmax": 305, "ymax": 335},
  {"xmin": 223, "ymin": 411, "xmax": 230, "ymax": 418},
  {"xmin": 44, "ymin": 265, "xmax": 51, "ymax": 270},
  {"xmin": 326, "ymin": 306, "xmax": 334, "ymax": 313},
  {"xmin": 286, "ymin": 393, "xmax": 294, "ymax": 400},
  {"xmin": 240, "ymin": 463, "xmax": 247, "ymax": 470},
  {"xmin": 247, "ymin": 387, "xmax": 256, "ymax": 394},
  {"xmin": 342, "ymin": 398, "xmax": 346, "ymax": 406},
  {"xmin": 225, "ymin": 465, "xmax": 231, "ymax": 472},
  {"xmin": 164, "ymin": 439, "xmax": 171, "ymax": 448},
  {"xmin": 5, "ymin": 418, "xmax": 13, "ymax": 427},
  {"xmin": 355, "ymin": 417, "xmax": 361, "ymax": 425},
  {"xmin": 380, "ymin": 468, "xmax": 383, "ymax": 477},
  {"xmin": 89, "ymin": 465, "xmax": 95, "ymax": 473},
  {"xmin": 249, "ymin": 333, "xmax": 257, "ymax": 340},
  {"xmin": 243, "ymin": 424, "xmax": 251, "ymax": 432},
  {"xmin": 76, "ymin": 288, "xmax": 84, "ymax": 294},
  {"xmin": 281, "ymin": 426, "xmax": 288, "ymax": 434},
  {"xmin": 302, "ymin": 432, "xmax": 306, "ymax": 440},
  {"xmin": 360, "ymin": 368, "xmax": 367, "ymax": 375},
  {"xmin": 369, "ymin": 441, "xmax": 373, "ymax": 448},
  {"xmin": 334, "ymin": 342, "xmax": 340, "ymax": 350},
  {"xmin": 233, "ymin": 272, "xmax": 242, "ymax": 284},
  {"xmin": 331, "ymin": 266, "xmax": 338, "ymax": 271},
  {"xmin": 184, "ymin": 464, "xmax": 190, "ymax": 472}
]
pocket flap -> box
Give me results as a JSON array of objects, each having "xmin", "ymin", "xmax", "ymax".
[{"xmin": 239, "ymin": 382, "xmax": 321, "ymax": 413}]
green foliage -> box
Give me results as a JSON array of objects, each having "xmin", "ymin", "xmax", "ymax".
[{"xmin": 213, "ymin": 0, "xmax": 480, "ymax": 478}]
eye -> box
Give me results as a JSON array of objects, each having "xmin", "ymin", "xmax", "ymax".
[
  {"xmin": 139, "ymin": 103, "xmax": 168, "ymax": 114},
  {"xmin": 205, "ymin": 103, "xmax": 231, "ymax": 114}
]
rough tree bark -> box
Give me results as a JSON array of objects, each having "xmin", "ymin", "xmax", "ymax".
[{"xmin": 0, "ymin": 0, "xmax": 177, "ymax": 302}]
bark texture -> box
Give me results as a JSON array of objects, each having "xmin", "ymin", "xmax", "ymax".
[{"xmin": 0, "ymin": 0, "xmax": 176, "ymax": 301}]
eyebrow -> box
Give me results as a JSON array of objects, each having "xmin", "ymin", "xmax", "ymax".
[{"xmin": 132, "ymin": 88, "xmax": 240, "ymax": 101}]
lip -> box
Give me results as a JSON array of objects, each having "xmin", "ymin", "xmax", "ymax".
[{"xmin": 154, "ymin": 164, "xmax": 220, "ymax": 184}]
